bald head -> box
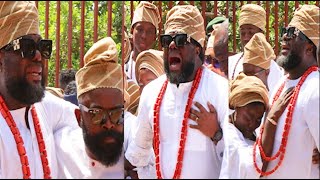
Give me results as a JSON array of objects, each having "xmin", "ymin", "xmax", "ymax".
[{"xmin": 213, "ymin": 19, "xmax": 229, "ymax": 75}]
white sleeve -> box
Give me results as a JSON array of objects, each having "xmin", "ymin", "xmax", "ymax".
[
  {"xmin": 305, "ymin": 82, "xmax": 319, "ymax": 150},
  {"xmin": 125, "ymin": 89, "xmax": 154, "ymax": 167},
  {"xmin": 219, "ymin": 124, "xmax": 261, "ymax": 179}
]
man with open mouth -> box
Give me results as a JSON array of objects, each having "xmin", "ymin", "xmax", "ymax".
[{"xmin": 125, "ymin": 4, "xmax": 229, "ymax": 179}]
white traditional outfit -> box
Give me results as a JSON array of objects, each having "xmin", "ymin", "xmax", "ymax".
[
  {"xmin": 55, "ymin": 127, "xmax": 124, "ymax": 179},
  {"xmin": 125, "ymin": 52, "xmax": 138, "ymax": 84},
  {"xmin": 220, "ymin": 124, "xmax": 262, "ymax": 179},
  {"xmin": 261, "ymin": 5, "xmax": 320, "ymax": 178},
  {"xmin": 126, "ymin": 67, "xmax": 228, "ymax": 178},
  {"xmin": 0, "ymin": 92, "xmax": 79, "ymax": 178},
  {"xmin": 0, "ymin": 2, "xmax": 79, "ymax": 178},
  {"xmin": 262, "ymin": 71, "xmax": 319, "ymax": 179},
  {"xmin": 220, "ymin": 73, "xmax": 269, "ymax": 179}
]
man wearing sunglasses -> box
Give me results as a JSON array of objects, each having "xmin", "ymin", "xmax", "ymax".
[
  {"xmin": 56, "ymin": 37, "xmax": 125, "ymax": 178},
  {"xmin": 0, "ymin": 2, "xmax": 80, "ymax": 178},
  {"xmin": 125, "ymin": 1, "xmax": 161, "ymax": 84},
  {"xmin": 126, "ymin": 5, "xmax": 229, "ymax": 179},
  {"xmin": 228, "ymin": 4, "xmax": 284, "ymax": 94},
  {"xmin": 256, "ymin": 5, "xmax": 319, "ymax": 179}
]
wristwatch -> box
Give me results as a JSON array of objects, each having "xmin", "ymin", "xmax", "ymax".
[{"xmin": 211, "ymin": 128, "xmax": 223, "ymax": 143}]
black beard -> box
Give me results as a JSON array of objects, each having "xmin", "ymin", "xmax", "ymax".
[
  {"xmin": 164, "ymin": 59, "xmax": 195, "ymax": 84},
  {"xmin": 82, "ymin": 124, "xmax": 124, "ymax": 167},
  {"xmin": 5, "ymin": 71, "xmax": 45, "ymax": 105},
  {"xmin": 277, "ymin": 50, "xmax": 302, "ymax": 71}
]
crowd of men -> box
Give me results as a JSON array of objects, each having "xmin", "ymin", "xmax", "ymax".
[{"xmin": 0, "ymin": 1, "xmax": 318, "ymax": 179}]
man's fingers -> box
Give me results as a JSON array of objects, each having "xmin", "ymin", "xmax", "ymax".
[
  {"xmin": 194, "ymin": 101, "xmax": 207, "ymax": 113},
  {"xmin": 189, "ymin": 124, "xmax": 199, "ymax": 129},
  {"xmin": 190, "ymin": 108, "xmax": 200, "ymax": 121},
  {"xmin": 207, "ymin": 101, "xmax": 217, "ymax": 114}
]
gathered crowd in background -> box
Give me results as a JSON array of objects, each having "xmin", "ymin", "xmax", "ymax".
[{"xmin": 0, "ymin": 1, "xmax": 319, "ymax": 179}]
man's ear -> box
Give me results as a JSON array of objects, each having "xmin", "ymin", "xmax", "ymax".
[
  {"xmin": 74, "ymin": 109, "xmax": 82, "ymax": 127},
  {"xmin": 195, "ymin": 46, "xmax": 200, "ymax": 55},
  {"xmin": 305, "ymin": 43, "xmax": 314, "ymax": 56}
]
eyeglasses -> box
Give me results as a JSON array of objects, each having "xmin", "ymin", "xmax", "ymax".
[
  {"xmin": 280, "ymin": 27, "xmax": 310, "ymax": 42},
  {"xmin": 160, "ymin": 33, "xmax": 195, "ymax": 48},
  {"xmin": 79, "ymin": 104, "xmax": 124, "ymax": 125},
  {"xmin": 1, "ymin": 37, "xmax": 52, "ymax": 59}
]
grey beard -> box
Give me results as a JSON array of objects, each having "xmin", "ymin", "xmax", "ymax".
[
  {"xmin": 276, "ymin": 51, "xmax": 302, "ymax": 71},
  {"xmin": 164, "ymin": 60, "xmax": 195, "ymax": 84}
]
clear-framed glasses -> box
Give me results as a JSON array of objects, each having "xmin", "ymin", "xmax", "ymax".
[
  {"xmin": 79, "ymin": 104, "xmax": 124, "ymax": 125},
  {"xmin": 1, "ymin": 36, "xmax": 52, "ymax": 59}
]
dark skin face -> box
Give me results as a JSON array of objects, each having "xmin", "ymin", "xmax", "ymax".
[
  {"xmin": 243, "ymin": 63, "xmax": 269, "ymax": 89},
  {"xmin": 240, "ymin": 24, "xmax": 263, "ymax": 49},
  {"xmin": 138, "ymin": 68, "xmax": 157, "ymax": 94},
  {"xmin": 131, "ymin": 22, "xmax": 157, "ymax": 61},
  {"xmin": 78, "ymin": 88, "xmax": 124, "ymax": 167},
  {"xmin": 277, "ymin": 28, "xmax": 317, "ymax": 79},
  {"xmin": 163, "ymin": 31, "xmax": 202, "ymax": 85},
  {"xmin": 0, "ymin": 34, "xmax": 46, "ymax": 110},
  {"xmin": 232, "ymin": 102, "xmax": 265, "ymax": 141}
]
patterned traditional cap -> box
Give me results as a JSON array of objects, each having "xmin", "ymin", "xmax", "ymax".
[
  {"xmin": 165, "ymin": 5, "xmax": 206, "ymax": 47},
  {"xmin": 289, "ymin": 4, "xmax": 320, "ymax": 49},
  {"xmin": 229, "ymin": 72, "xmax": 269, "ymax": 110},
  {"xmin": 126, "ymin": 80, "xmax": 140, "ymax": 115},
  {"xmin": 135, "ymin": 49, "xmax": 164, "ymax": 79},
  {"xmin": 0, "ymin": 1, "xmax": 40, "ymax": 49},
  {"xmin": 123, "ymin": 31, "xmax": 132, "ymax": 63},
  {"xmin": 46, "ymin": 87, "xmax": 64, "ymax": 98},
  {"xmin": 76, "ymin": 37, "xmax": 123, "ymax": 98},
  {"xmin": 131, "ymin": 1, "xmax": 161, "ymax": 31},
  {"xmin": 239, "ymin": 4, "xmax": 266, "ymax": 32},
  {"xmin": 243, "ymin": 33, "xmax": 275, "ymax": 70}
]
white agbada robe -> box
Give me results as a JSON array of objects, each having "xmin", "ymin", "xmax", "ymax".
[
  {"xmin": 219, "ymin": 123, "xmax": 262, "ymax": 179},
  {"xmin": 124, "ymin": 111, "xmax": 156, "ymax": 179},
  {"xmin": 0, "ymin": 92, "xmax": 79, "ymax": 178},
  {"xmin": 125, "ymin": 52, "xmax": 138, "ymax": 84},
  {"xmin": 262, "ymin": 71, "xmax": 319, "ymax": 179},
  {"xmin": 228, "ymin": 52, "xmax": 285, "ymax": 93},
  {"xmin": 55, "ymin": 126, "xmax": 124, "ymax": 179},
  {"xmin": 125, "ymin": 67, "xmax": 229, "ymax": 179}
]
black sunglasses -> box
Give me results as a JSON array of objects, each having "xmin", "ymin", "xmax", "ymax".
[
  {"xmin": 79, "ymin": 104, "xmax": 124, "ymax": 125},
  {"xmin": 160, "ymin": 33, "xmax": 194, "ymax": 48},
  {"xmin": 280, "ymin": 27, "xmax": 310, "ymax": 42},
  {"xmin": 2, "ymin": 37, "xmax": 52, "ymax": 59}
]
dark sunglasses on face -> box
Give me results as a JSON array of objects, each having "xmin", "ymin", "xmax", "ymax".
[
  {"xmin": 2, "ymin": 37, "xmax": 52, "ymax": 59},
  {"xmin": 79, "ymin": 104, "xmax": 124, "ymax": 125},
  {"xmin": 160, "ymin": 33, "xmax": 194, "ymax": 48},
  {"xmin": 280, "ymin": 27, "xmax": 310, "ymax": 42}
]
